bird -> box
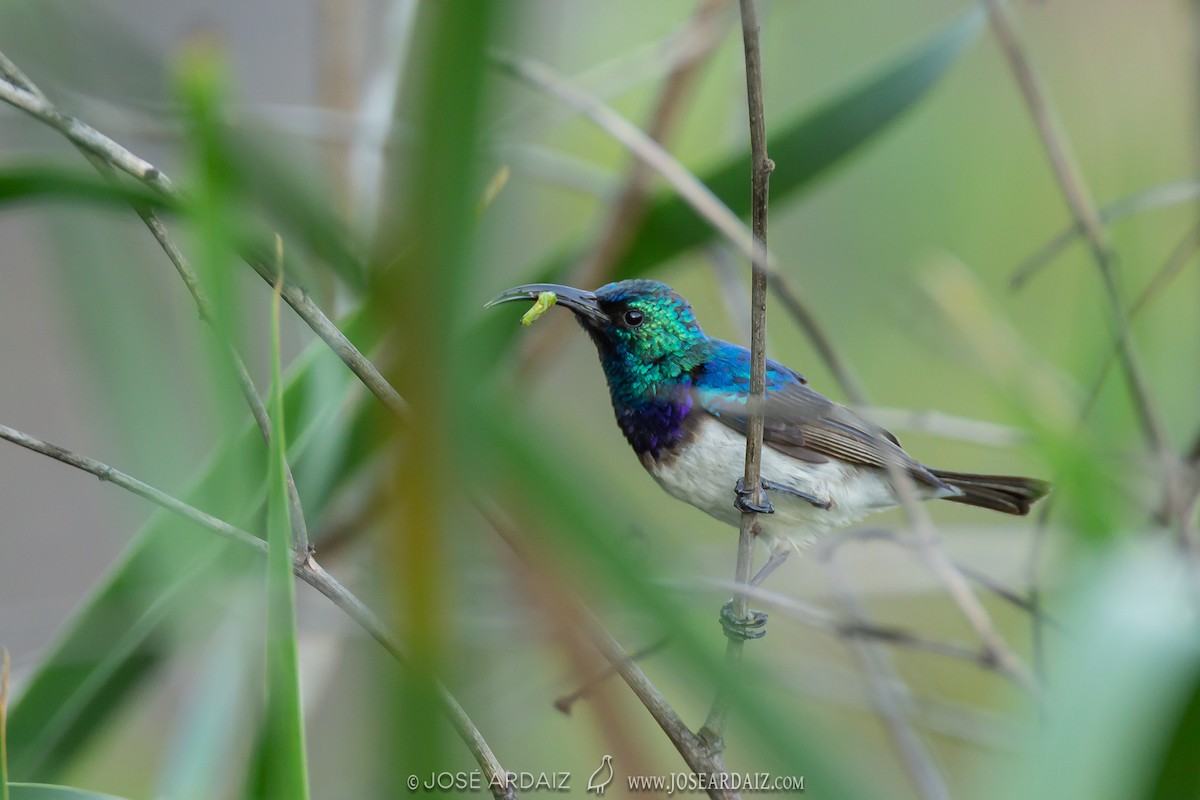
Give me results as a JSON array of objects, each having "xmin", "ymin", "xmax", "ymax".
[
  {"xmin": 488, "ymin": 279, "xmax": 1049, "ymax": 638},
  {"xmin": 586, "ymin": 754, "xmax": 614, "ymax": 795}
]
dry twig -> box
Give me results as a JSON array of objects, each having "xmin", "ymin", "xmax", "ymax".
[
  {"xmin": 818, "ymin": 527, "xmax": 1064, "ymax": 631},
  {"xmin": 697, "ymin": 577, "xmax": 1022, "ymax": 667},
  {"xmin": 492, "ymin": 3, "xmax": 733, "ymax": 137},
  {"xmin": 852, "ymin": 406, "xmax": 1028, "ymax": 447},
  {"xmin": 552, "ymin": 638, "xmax": 669, "ymax": 714},
  {"xmin": 555, "ymin": 546, "xmax": 1057, "ymax": 722}
]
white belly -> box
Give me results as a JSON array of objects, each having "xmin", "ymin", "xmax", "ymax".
[{"xmin": 646, "ymin": 417, "xmax": 902, "ymax": 552}]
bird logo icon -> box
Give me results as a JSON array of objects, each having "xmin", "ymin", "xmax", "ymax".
[{"xmin": 586, "ymin": 754, "xmax": 614, "ymax": 795}]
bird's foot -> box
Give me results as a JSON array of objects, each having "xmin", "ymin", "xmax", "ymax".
[
  {"xmin": 720, "ymin": 599, "xmax": 768, "ymax": 641},
  {"xmin": 761, "ymin": 478, "xmax": 833, "ymax": 511},
  {"xmin": 734, "ymin": 477, "xmax": 775, "ymax": 515}
]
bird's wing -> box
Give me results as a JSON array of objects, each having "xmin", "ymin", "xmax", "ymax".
[{"xmin": 691, "ymin": 342, "xmax": 944, "ymax": 487}]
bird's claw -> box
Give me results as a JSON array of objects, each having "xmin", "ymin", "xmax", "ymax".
[
  {"xmin": 762, "ymin": 478, "xmax": 833, "ymax": 510},
  {"xmin": 734, "ymin": 477, "xmax": 775, "ymax": 515},
  {"xmin": 758, "ymin": 479, "xmax": 835, "ymax": 510},
  {"xmin": 720, "ymin": 599, "xmax": 768, "ymax": 641}
]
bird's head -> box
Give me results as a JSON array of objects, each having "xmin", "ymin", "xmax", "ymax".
[{"xmin": 488, "ymin": 279, "xmax": 707, "ymax": 392}]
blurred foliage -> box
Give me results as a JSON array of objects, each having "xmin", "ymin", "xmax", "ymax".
[
  {"xmin": 0, "ymin": 165, "xmax": 171, "ymax": 211},
  {"xmin": 8, "ymin": 785, "xmax": 131, "ymax": 800},
  {"xmin": 0, "ymin": 1, "xmax": 1198, "ymax": 800}
]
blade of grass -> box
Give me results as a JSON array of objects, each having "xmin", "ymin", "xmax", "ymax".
[
  {"xmin": 250, "ymin": 278, "xmax": 310, "ymax": 799},
  {"xmin": 700, "ymin": 0, "xmax": 773, "ymax": 759},
  {"xmin": 8, "ymin": 786, "xmax": 130, "ymax": 800},
  {"xmin": 8, "ymin": 535, "xmax": 235, "ymax": 781},
  {"xmin": 0, "ymin": 164, "xmax": 173, "ymax": 209},
  {"xmin": 369, "ymin": 0, "xmax": 504, "ymax": 792},
  {"xmin": 2, "ymin": 648, "xmax": 9, "ymax": 800},
  {"xmin": 1146, "ymin": 661, "xmax": 1200, "ymax": 798}
]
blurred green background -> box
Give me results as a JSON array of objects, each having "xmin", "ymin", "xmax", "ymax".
[{"xmin": 1, "ymin": 1, "xmax": 1198, "ymax": 798}]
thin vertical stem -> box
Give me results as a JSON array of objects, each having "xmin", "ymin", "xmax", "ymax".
[{"xmin": 701, "ymin": 0, "xmax": 773, "ymax": 750}]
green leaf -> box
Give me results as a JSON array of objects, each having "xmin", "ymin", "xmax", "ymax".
[
  {"xmin": 175, "ymin": 41, "xmax": 243, "ymax": 358},
  {"xmin": 0, "ymin": 164, "xmax": 174, "ymax": 211},
  {"xmin": 9, "ymin": 785, "xmax": 129, "ymax": 800},
  {"xmin": 247, "ymin": 281, "xmax": 310, "ymax": 799},
  {"xmin": 2, "ymin": 648, "xmax": 9, "ymax": 800}
]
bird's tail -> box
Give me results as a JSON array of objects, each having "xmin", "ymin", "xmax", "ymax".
[{"xmin": 930, "ymin": 470, "xmax": 1049, "ymax": 516}]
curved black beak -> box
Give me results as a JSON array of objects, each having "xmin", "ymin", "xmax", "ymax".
[{"xmin": 485, "ymin": 283, "xmax": 609, "ymax": 326}]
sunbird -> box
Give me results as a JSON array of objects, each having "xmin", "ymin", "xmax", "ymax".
[{"xmin": 489, "ymin": 279, "xmax": 1049, "ymax": 637}]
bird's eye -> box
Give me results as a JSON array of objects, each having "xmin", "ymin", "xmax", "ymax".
[{"xmin": 623, "ymin": 309, "xmax": 644, "ymax": 328}]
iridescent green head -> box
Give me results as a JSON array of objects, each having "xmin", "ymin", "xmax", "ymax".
[
  {"xmin": 587, "ymin": 279, "xmax": 705, "ymax": 370},
  {"xmin": 487, "ymin": 279, "xmax": 709, "ymax": 399}
]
